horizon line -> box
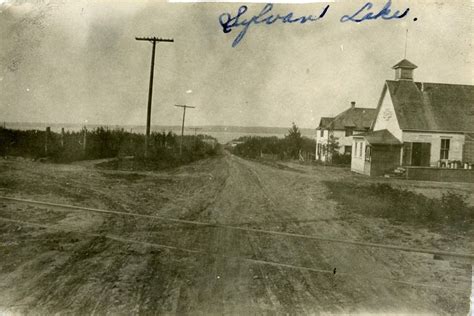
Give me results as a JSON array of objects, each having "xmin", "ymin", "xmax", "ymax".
[{"xmin": 1, "ymin": 121, "xmax": 318, "ymax": 130}]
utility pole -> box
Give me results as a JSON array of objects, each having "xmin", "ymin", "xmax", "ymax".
[
  {"xmin": 45, "ymin": 127, "xmax": 51, "ymax": 156},
  {"xmin": 192, "ymin": 127, "xmax": 201, "ymax": 147},
  {"xmin": 60, "ymin": 127, "xmax": 65, "ymax": 148},
  {"xmin": 174, "ymin": 105, "xmax": 195, "ymax": 155},
  {"xmin": 136, "ymin": 36, "xmax": 174, "ymax": 158},
  {"xmin": 82, "ymin": 126, "xmax": 87, "ymax": 153}
]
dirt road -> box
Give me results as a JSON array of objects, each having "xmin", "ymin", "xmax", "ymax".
[{"xmin": 0, "ymin": 153, "xmax": 471, "ymax": 314}]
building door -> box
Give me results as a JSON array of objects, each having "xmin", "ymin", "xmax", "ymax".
[
  {"xmin": 421, "ymin": 143, "xmax": 431, "ymax": 166},
  {"xmin": 402, "ymin": 143, "xmax": 412, "ymax": 165},
  {"xmin": 344, "ymin": 146, "xmax": 352, "ymax": 156},
  {"xmin": 412, "ymin": 142, "xmax": 431, "ymax": 166},
  {"xmin": 463, "ymin": 134, "xmax": 474, "ymax": 162}
]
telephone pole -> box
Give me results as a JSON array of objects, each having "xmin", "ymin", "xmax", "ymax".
[
  {"xmin": 192, "ymin": 127, "xmax": 201, "ymax": 147},
  {"xmin": 136, "ymin": 36, "xmax": 174, "ymax": 157},
  {"xmin": 192, "ymin": 127, "xmax": 201, "ymax": 137},
  {"xmin": 174, "ymin": 104, "xmax": 195, "ymax": 155}
]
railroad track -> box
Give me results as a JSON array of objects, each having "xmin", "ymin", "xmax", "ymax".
[
  {"xmin": 1, "ymin": 195, "xmax": 472, "ymax": 263},
  {"xmin": 0, "ymin": 215, "xmax": 469, "ymax": 293}
]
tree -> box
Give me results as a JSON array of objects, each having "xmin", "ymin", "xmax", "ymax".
[
  {"xmin": 285, "ymin": 122, "xmax": 303, "ymax": 159},
  {"xmin": 323, "ymin": 131, "xmax": 340, "ymax": 163}
]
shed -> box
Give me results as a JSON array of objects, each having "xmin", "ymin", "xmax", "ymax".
[{"xmin": 351, "ymin": 129, "xmax": 402, "ymax": 176}]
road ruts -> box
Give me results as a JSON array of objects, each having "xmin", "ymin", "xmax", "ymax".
[{"xmin": 0, "ymin": 153, "xmax": 471, "ymax": 315}]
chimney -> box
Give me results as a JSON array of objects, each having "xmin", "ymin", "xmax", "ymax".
[{"xmin": 351, "ymin": 101, "xmax": 356, "ymax": 108}]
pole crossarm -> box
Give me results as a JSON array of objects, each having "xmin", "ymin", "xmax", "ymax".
[
  {"xmin": 174, "ymin": 105, "xmax": 195, "ymax": 109},
  {"xmin": 135, "ymin": 37, "xmax": 174, "ymax": 43}
]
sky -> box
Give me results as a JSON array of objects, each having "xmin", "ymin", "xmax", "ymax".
[{"xmin": 0, "ymin": 0, "xmax": 472, "ymax": 128}]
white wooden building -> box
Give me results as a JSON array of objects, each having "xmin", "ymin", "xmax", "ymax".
[
  {"xmin": 315, "ymin": 102, "xmax": 376, "ymax": 162},
  {"xmin": 351, "ymin": 59, "xmax": 474, "ymax": 176}
]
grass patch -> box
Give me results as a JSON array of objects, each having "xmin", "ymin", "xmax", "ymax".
[
  {"xmin": 254, "ymin": 159, "xmax": 305, "ymax": 173},
  {"xmin": 0, "ymin": 178, "xmax": 18, "ymax": 190},
  {"xmin": 324, "ymin": 182, "xmax": 473, "ymax": 233},
  {"xmin": 96, "ymin": 157, "xmax": 185, "ymax": 171}
]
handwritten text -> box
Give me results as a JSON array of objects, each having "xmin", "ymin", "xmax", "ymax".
[
  {"xmin": 340, "ymin": 0, "xmax": 410, "ymax": 23},
  {"xmin": 219, "ymin": 4, "xmax": 330, "ymax": 48}
]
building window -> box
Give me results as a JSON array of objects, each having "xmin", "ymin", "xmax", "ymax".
[
  {"xmin": 344, "ymin": 146, "xmax": 351, "ymax": 155},
  {"xmin": 320, "ymin": 129, "xmax": 324, "ymax": 137},
  {"xmin": 345, "ymin": 128, "xmax": 353, "ymax": 137},
  {"xmin": 365, "ymin": 146, "xmax": 371, "ymax": 161},
  {"xmin": 359, "ymin": 142, "xmax": 363, "ymax": 157},
  {"xmin": 440, "ymin": 139, "xmax": 450, "ymax": 159}
]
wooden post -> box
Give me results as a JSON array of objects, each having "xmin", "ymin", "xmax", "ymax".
[
  {"xmin": 194, "ymin": 128, "xmax": 197, "ymax": 148},
  {"xmin": 83, "ymin": 127, "xmax": 87, "ymax": 152},
  {"xmin": 180, "ymin": 106, "xmax": 186, "ymax": 155},
  {"xmin": 193, "ymin": 127, "xmax": 201, "ymax": 148},
  {"xmin": 174, "ymin": 105, "xmax": 195, "ymax": 156},
  {"xmin": 60, "ymin": 128, "xmax": 65, "ymax": 148},
  {"xmin": 45, "ymin": 127, "xmax": 51, "ymax": 155}
]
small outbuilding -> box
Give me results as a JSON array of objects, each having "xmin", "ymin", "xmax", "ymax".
[{"xmin": 351, "ymin": 129, "xmax": 402, "ymax": 176}]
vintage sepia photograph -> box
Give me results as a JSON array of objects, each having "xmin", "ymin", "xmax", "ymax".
[{"xmin": 0, "ymin": 0, "xmax": 473, "ymax": 314}]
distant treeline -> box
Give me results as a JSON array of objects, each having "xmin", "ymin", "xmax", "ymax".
[
  {"xmin": 0, "ymin": 127, "xmax": 219, "ymax": 164},
  {"xmin": 231, "ymin": 123, "xmax": 316, "ymax": 160}
]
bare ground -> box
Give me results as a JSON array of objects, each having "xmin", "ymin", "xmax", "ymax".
[{"xmin": 0, "ymin": 153, "xmax": 472, "ymax": 315}]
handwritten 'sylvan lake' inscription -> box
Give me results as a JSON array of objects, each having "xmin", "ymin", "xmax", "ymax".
[{"xmin": 219, "ymin": 0, "xmax": 412, "ymax": 48}]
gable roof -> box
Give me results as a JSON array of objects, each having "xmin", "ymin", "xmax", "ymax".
[
  {"xmin": 392, "ymin": 59, "xmax": 417, "ymax": 69},
  {"xmin": 355, "ymin": 129, "xmax": 402, "ymax": 146},
  {"xmin": 323, "ymin": 107, "xmax": 377, "ymax": 131},
  {"xmin": 384, "ymin": 80, "xmax": 474, "ymax": 132},
  {"xmin": 317, "ymin": 117, "xmax": 334, "ymax": 130}
]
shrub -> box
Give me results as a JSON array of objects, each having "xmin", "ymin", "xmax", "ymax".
[
  {"xmin": 331, "ymin": 153, "xmax": 351, "ymax": 165},
  {"xmin": 232, "ymin": 135, "xmax": 315, "ymax": 161},
  {"xmin": 324, "ymin": 181, "xmax": 473, "ymax": 232},
  {"xmin": 440, "ymin": 191, "xmax": 472, "ymax": 222},
  {"xmin": 0, "ymin": 128, "xmax": 219, "ymax": 166}
]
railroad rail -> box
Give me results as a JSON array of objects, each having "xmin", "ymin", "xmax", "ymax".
[
  {"xmin": 0, "ymin": 215, "xmax": 468, "ymax": 293},
  {"xmin": 1, "ymin": 195, "xmax": 473, "ymax": 263}
]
